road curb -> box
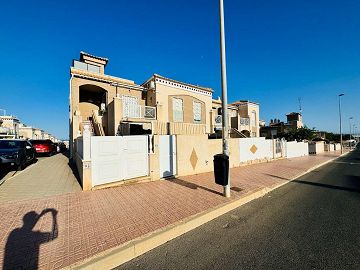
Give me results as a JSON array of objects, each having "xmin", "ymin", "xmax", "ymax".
[{"xmin": 65, "ymin": 153, "xmax": 346, "ymax": 270}]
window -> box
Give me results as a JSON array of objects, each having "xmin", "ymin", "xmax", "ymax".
[
  {"xmin": 173, "ymin": 98, "xmax": 183, "ymax": 122},
  {"xmin": 193, "ymin": 101, "xmax": 202, "ymax": 122}
]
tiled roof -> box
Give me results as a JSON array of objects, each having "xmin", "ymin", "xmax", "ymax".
[
  {"xmin": 71, "ymin": 68, "xmax": 135, "ymax": 85},
  {"xmin": 231, "ymin": 100, "xmax": 259, "ymax": 106},
  {"xmin": 80, "ymin": 51, "xmax": 109, "ymax": 62},
  {"xmin": 144, "ymin": 74, "xmax": 213, "ymax": 93}
]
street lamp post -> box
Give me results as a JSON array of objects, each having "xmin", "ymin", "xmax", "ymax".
[
  {"xmin": 219, "ymin": 0, "xmax": 230, "ymax": 197},
  {"xmin": 349, "ymin": 117, "xmax": 353, "ymax": 149},
  {"xmin": 353, "ymin": 124, "xmax": 356, "ymax": 149},
  {"xmin": 338, "ymin": 94, "xmax": 344, "ymax": 154}
]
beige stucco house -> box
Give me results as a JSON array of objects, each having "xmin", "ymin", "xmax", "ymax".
[
  {"xmin": 142, "ymin": 74, "xmax": 213, "ymax": 135},
  {"xmin": 210, "ymin": 99, "xmax": 260, "ymax": 138},
  {"xmin": 18, "ymin": 124, "xmax": 35, "ymax": 139},
  {"xmin": 18, "ymin": 124, "xmax": 57, "ymax": 141},
  {"xmin": 69, "ymin": 52, "xmax": 268, "ymax": 190},
  {"xmin": 69, "ymin": 52, "xmax": 214, "ymax": 156},
  {"xmin": 69, "ymin": 52, "xmax": 153, "ymax": 156},
  {"xmin": 0, "ymin": 115, "xmax": 20, "ymax": 139},
  {"xmin": 230, "ymin": 100, "xmax": 260, "ymax": 137}
]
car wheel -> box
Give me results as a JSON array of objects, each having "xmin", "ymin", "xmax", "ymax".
[{"xmin": 17, "ymin": 160, "xmax": 25, "ymax": 171}]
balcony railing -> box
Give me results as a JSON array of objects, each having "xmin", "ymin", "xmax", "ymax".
[
  {"xmin": 144, "ymin": 106, "xmax": 156, "ymax": 119},
  {"xmin": 123, "ymin": 103, "xmax": 156, "ymax": 120},
  {"xmin": 0, "ymin": 127, "xmax": 10, "ymax": 134},
  {"xmin": 73, "ymin": 60, "xmax": 100, "ymax": 74},
  {"xmin": 214, "ymin": 116, "xmax": 250, "ymax": 127},
  {"xmin": 240, "ymin": 117, "xmax": 250, "ymax": 126}
]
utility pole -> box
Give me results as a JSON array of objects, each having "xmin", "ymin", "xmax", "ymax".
[
  {"xmin": 338, "ymin": 93, "xmax": 344, "ymax": 154},
  {"xmin": 219, "ymin": 0, "xmax": 230, "ymax": 197}
]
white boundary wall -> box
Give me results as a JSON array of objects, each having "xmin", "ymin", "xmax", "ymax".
[
  {"xmin": 286, "ymin": 141, "xmax": 308, "ymax": 158},
  {"xmin": 308, "ymin": 141, "xmax": 325, "ymax": 154},
  {"xmin": 239, "ymin": 137, "xmax": 273, "ymax": 162},
  {"xmin": 334, "ymin": 143, "xmax": 341, "ymax": 151}
]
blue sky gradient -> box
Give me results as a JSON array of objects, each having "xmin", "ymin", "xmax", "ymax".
[{"xmin": 1, "ymin": 0, "xmax": 359, "ymax": 138}]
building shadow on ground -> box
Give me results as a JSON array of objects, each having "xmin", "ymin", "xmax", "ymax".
[
  {"xmin": 167, "ymin": 177, "xmax": 243, "ymax": 196},
  {"xmin": 292, "ymin": 177, "xmax": 360, "ymax": 194},
  {"xmin": 3, "ymin": 208, "xmax": 58, "ymax": 270},
  {"xmin": 61, "ymin": 151, "xmax": 82, "ymax": 187},
  {"xmin": 263, "ymin": 173, "xmax": 290, "ymax": 181}
]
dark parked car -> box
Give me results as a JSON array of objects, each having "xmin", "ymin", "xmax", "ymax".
[
  {"xmin": 58, "ymin": 142, "xmax": 67, "ymax": 153},
  {"xmin": 0, "ymin": 140, "xmax": 36, "ymax": 170},
  {"xmin": 30, "ymin": 139, "xmax": 56, "ymax": 156}
]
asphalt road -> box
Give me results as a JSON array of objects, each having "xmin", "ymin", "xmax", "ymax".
[{"xmin": 116, "ymin": 148, "xmax": 360, "ymax": 270}]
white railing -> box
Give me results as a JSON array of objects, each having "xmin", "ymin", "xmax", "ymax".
[
  {"xmin": 0, "ymin": 127, "xmax": 10, "ymax": 134},
  {"xmin": 144, "ymin": 106, "xmax": 156, "ymax": 119},
  {"xmin": 73, "ymin": 60, "xmax": 100, "ymax": 73},
  {"xmin": 240, "ymin": 117, "xmax": 250, "ymax": 126},
  {"xmin": 123, "ymin": 101, "xmax": 156, "ymax": 119},
  {"xmin": 215, "ymin": 115, "xmax": 222, "ymax": 124}
]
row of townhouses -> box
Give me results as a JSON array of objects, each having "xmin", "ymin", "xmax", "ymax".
[
  {"xmin": 0, "ymin": 114, "xmax": 59, "ymax": 142},
  {"xmin": 69, "ymin": 51, "xmax": 260, "ymax": 155},
  {"xmin": 69, "ymin": 52, "xmax": 264, "ymax": 190}
]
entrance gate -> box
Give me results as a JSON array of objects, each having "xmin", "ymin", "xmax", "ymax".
[
  {"xmin": 91, "ymin": 135, "xmax": 149, "ymax": 186},
  {"xmin": 159, "ymin": 135, "xmax": 177, "ymax": 178}
]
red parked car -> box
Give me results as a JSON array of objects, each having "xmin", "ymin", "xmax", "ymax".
[{"xmin": 30, "ymin": 139, "xmax": 56, "ymax": 156}]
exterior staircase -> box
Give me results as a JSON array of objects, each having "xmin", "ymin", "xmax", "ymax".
[{"xmin": 230, "ymin": 128, "xmax": 248, "ymax": 138}]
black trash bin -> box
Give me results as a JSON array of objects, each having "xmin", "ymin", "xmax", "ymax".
[{"xmin": 213, "ymin": 153, "xmax": 229, "ymax": 186}]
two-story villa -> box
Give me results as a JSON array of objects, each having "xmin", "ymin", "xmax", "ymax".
[
  {"xmin": 69, "ymin": 52, "xmax": 214, "ymax": 156},
  {"xmin": 210, "ymin": 99, "xmax": 260, "ymax": 138}
]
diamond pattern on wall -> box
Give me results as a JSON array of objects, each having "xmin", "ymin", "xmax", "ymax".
[
  {"xmin": 190, "ymin": 148, "xmax": 198, "ymax": 170},
  {"xmin": 250, "ymin": 144, "xmax": 258, "ymax": 154}
]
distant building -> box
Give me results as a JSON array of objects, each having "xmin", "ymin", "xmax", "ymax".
[
  {"xmin": 260, "ymin": 112, "xmax": 303, "ymax": 138},
  {"xmin": 286, "ymin": 112, "xmax": 303, "ymax": 129},
  {"xmin": 0, "ymin": 115, "xmax": 20, "ymax": 139},
  {"xmin": 211, "ymin": 98, "xmax": 260, "ymax": 138},
  {"xmin": 18, "ymin": 124, "xmax": 36, "ymax": 139}
]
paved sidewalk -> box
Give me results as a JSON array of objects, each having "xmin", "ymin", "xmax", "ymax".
[
  {"xmin": 0, "ymin": 152, "xmax": 343, "ymax": 269},
  {"xmin": 0, "ymin": 154, "xmax": 81, "ymax": 203}
]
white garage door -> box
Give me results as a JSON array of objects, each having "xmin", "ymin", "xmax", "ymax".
[{"xmin": 91, "ymin": 136, "xmax": 149, "ymax": 187}]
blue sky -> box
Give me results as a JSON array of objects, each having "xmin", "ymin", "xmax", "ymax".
[{"xmin": 1, "ymin": 0, "xmax": 359, "ymax": 139}]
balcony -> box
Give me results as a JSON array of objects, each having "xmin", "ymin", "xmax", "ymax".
[
  {"xmin": 0, "ymin": 127, "xmax": 10, "ymax": 134},
  {"xmin": 122, "ymin": 103, "xmax": 156, "ymax": 120},
  {"xmin": 240, "ymin": 117, "xmax": 250, "ymax": 126},
  {"xmin": 73, "ymin": 60, "xmax": 100, "ymax": 74}
]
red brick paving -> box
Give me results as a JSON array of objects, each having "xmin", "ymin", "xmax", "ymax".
[{"xmin": 0, "ymin": 152, "xmax": 342, "ymax": 270}]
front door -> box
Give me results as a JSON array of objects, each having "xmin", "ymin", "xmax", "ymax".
[{"xmin": 159, "ymin": 135, "xmax": 177, "ymax": 178}]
